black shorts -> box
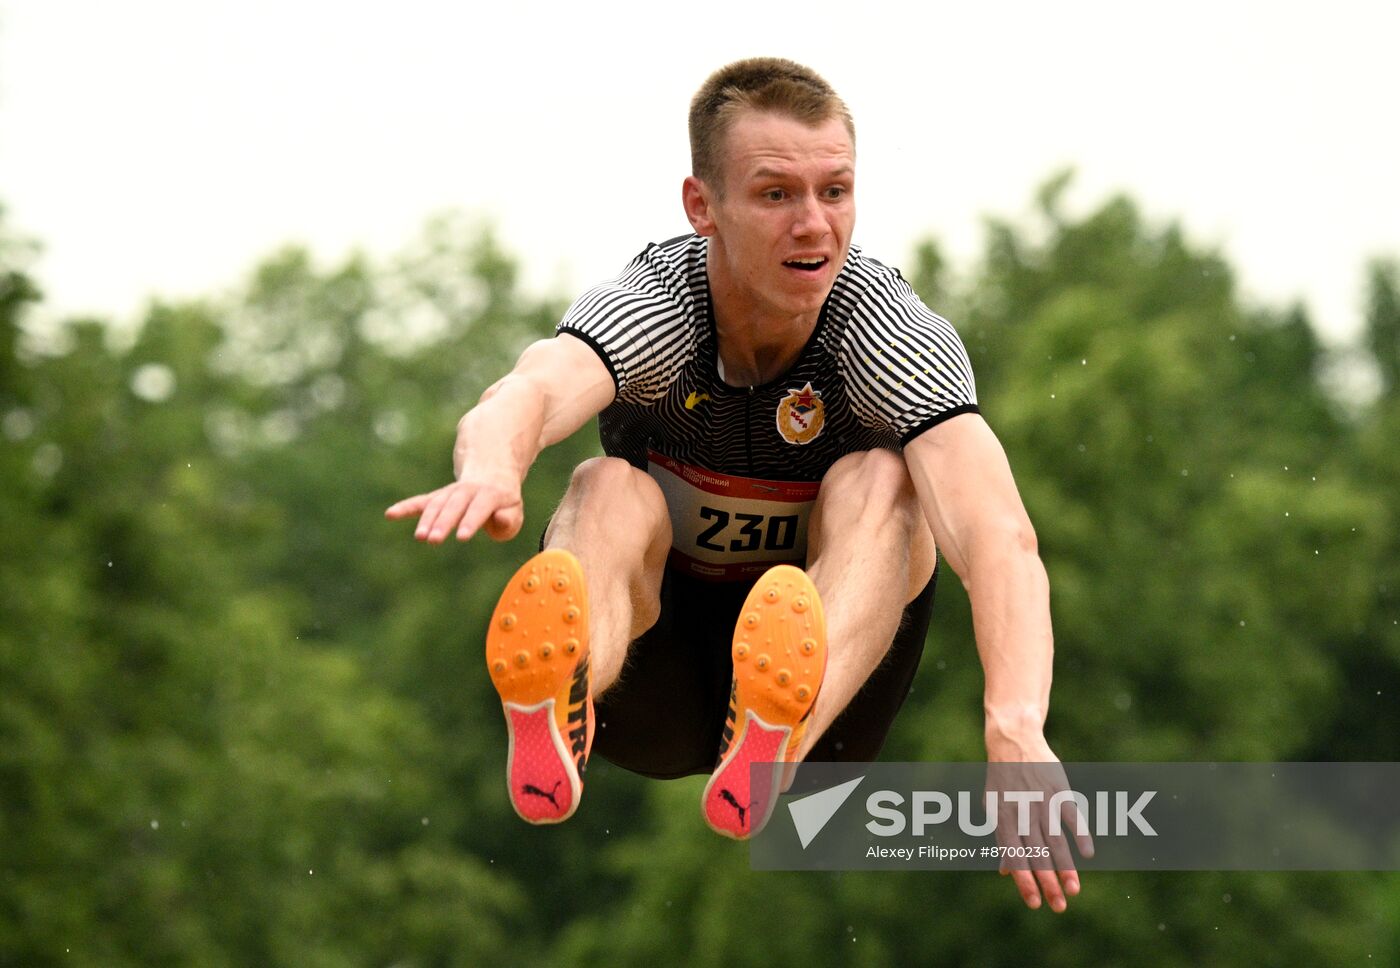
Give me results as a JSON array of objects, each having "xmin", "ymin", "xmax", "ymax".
[{"xmin": 592, "ymin": 564, "xmax": 937, "ymax": 779}]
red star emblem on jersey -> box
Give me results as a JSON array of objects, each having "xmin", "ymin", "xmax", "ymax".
[{"xmin": 776, "ymin": 382, "xmax": 825, "ymax": 445}]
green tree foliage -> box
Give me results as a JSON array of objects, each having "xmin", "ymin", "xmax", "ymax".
[
  {"xmin": 1364, "ymin": 258, "xmax": 1400, "ymax": 396},
  {"xmin": 1, "ymin": 190, "xmax": 1397, "ymax": 965}
]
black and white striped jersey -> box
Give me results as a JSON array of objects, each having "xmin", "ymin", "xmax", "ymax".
[{"xmin": 557, "ymin": 233, "xmax": 978, "ymax": 483}]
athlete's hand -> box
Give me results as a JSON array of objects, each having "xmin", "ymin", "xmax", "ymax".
[
  {"xmin": 985, "ymin": 736, "xmax": 1093, "ymax": 914},
  {"xmin": 385, "ymin": 471, "xmax": 525, "ymax": 543}
]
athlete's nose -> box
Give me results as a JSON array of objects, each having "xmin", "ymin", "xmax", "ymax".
[{"xmin": 790, "ymin": 191, "xmax": 829, "ymax": 240}]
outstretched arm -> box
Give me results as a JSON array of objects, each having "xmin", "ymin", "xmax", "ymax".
[
  {"xmin": 385, "ymin": 333, "xmax": 614, "ymax": 542},
  {"xmin": 905, "ymin": 414, "xmax": 1052, "ymax": 751},
  {"xmin": 904, "ymin": 413, "xmax": 1088, "ymax": 912}
]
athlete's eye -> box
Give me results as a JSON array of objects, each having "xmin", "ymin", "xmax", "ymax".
[
  {"xmin": 824, "ymin": 186, "xmax": 848, "ymax": 200},
  {"xmin": 763, "ymin": 189, "xmax": 786, "ymax": 202}
]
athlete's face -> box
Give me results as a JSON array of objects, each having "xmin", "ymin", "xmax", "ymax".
[{"xmin": 684, "ymin": 110, "xmax": 855, "ymax": 322}]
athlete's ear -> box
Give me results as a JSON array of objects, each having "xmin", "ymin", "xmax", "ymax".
[{"xmin": 682, "ymin": 175, "xmax": 717, "ymax": 236}]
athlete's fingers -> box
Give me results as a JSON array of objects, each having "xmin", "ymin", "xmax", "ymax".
[
  {"xmin": 457, "ymin": 488, "xmax": 509, "ymax": 541},
  {"xmin": 413, "ymin": 488, "xmax": 452, "ymax": 540},
  {"xmin": 1060, "ymin": 868, "xmax": 1081, "ymax": 899},
  {"xmin": 1026, "ymin": 825, "xmax": 1066, "ymax": 913},
  {"xmin": 1010, "ymin": 869, "xmax": 1042, "ymax": 910},
  {"xmin": 385, "ymin": 492, "xmax": 433, "ymax": 519},
  {"xmin": 1034, "ymin": 866, "xmax": 1065, "ymax": 913},
  {"xmin": 425, "ymin": 486, "xmax": 473, "ymax": 543},
  {"xmin": 482, "ymin": 503, "xmax": 525, "ymax": 542},
  {"xmin": 1055, "ymin": 795, "xmax": 1094, "ymax": 859},
  {"xmin": 1044, "ymin": 812, "xmax": 1079, "ymax": 886},
  {"xmin": 418, "ymin": 486, "xmax": 467, "ymax": 542},
  {"xmin": 1047, "ymin": 834, "xmax": 1075, "ymax": 902}
]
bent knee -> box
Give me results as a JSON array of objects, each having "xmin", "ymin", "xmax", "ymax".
[
  {"xmin": 570, "ymin": 455, "xmax": 638, "ymax": 490},
  {"xmin": 820, "ymin": 448, "xmax": 917, "ymax": 507},
  {"xmin": 566, "ymin": 457, "xmax": 670, "ymax": 533},
  {"xmin": 813, "ymin": 449, "xmax": 936, "ymax": 595}
]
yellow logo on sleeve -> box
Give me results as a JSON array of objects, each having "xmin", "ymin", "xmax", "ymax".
[
  {"xmin": 685, "ymin": 390, "xmax": 711, "ymax": 410},
  {"xmin": 776, "ymin": 382, "xmax": 825, "ymax": 445}
]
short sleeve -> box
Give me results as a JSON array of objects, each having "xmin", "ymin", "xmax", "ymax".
[
  {"xmin": 838, "ymin": 272, "xmax": 979, "ymax": 444},
  {"xmin": 555, "ymin": 247, "xmax": 696, "ymax": 405}
]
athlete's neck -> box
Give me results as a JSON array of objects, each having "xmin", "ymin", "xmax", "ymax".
[{"xmin": 707, "ymin": 263, "xmax": 821, "ymax": 388}]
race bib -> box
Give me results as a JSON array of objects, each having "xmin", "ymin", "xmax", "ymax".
[{"xmin": 647, "ymin": 449, "xmax": 819, "ymax": 582}]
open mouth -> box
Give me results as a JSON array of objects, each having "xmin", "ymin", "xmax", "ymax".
[{"xmin": 783, "ymin": 257, "xmax": 828, "ymax": 273}]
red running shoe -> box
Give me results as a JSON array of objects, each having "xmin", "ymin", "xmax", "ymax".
[
  {"xmin": 702, "ymin": 564, "xmax": 827, "ymax": 839},
  {"xmin": 485, "ymin": 549, "xmax": 594, "ymax": 823}
]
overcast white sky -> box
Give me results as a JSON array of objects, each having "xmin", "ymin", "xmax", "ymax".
[{"xmin": 1, "ymin": 1, "xmax": 1396, "ymax": 342}]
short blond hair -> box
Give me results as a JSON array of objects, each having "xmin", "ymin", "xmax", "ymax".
[{"xmin": 688, "ymin": 57, "xmax": 855, "ymax": 193}]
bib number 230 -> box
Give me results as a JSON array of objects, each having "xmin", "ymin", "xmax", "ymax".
[{"xmin": 695, "ymin": 506, "xmax": 799, "ymax": 553}]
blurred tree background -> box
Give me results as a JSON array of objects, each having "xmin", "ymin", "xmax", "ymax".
[{"xmin": 2, "ymin": 180, "xmax": 1398, "ymax": 967}]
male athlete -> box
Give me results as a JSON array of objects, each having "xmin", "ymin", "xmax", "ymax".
[{"xmin": 387, "ymin": 58, "xmax": 1083, "ymax": 912}]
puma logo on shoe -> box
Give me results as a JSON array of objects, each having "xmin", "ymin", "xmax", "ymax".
[
  {"xmin": 718, "ymin": 788, "xmax": 748, "ymax": 829},
  {"xmin": 522, "ymin": 781, "xmax": 563, "ymax": 809}
]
